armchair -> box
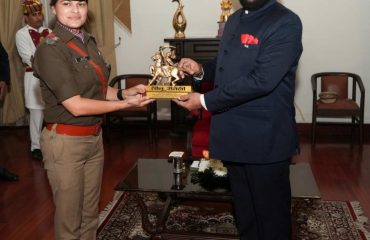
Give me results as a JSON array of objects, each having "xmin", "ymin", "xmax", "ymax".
[
  {"xmin": 105, "ymin": 74, "xmax": 157, "ymax": 142},
  {"xmin": 311, "ymin": 72, "xmax": 365, "ymax": 145}
]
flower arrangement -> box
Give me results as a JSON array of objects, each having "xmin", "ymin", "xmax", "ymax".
[
  {"xmin": 198, "ymin": 150, "xmax": 227, "ymax": 177},
  {"xmin": 191, "ymin": 150, "xmax": 230, "ymax": 191}
]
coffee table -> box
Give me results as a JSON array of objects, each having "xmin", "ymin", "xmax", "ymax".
[{"xmin": 116, "ymin": 158, "xmax": 320, "ymax": 239}]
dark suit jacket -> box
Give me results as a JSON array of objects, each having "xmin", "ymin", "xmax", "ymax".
[
  {"xmin": 202, "ymin": 0, "xmax": 303, "ymax": 164},
  {"xmin": 0, "ymin": 42, "xmax": 10, "ymax": 84}
]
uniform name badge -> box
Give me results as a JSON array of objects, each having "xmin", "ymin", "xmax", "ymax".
[{"xmin": 146, "ymin": 46, "xmax": 192, "ymax": 99}]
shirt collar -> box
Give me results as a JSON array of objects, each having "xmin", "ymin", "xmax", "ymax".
[
  {"xmin": 242, "ymin": 0, "xmax": 276, "ymax": 15},
  {"xmin": 26, "ymin": 24, "xmax": 42, "ymax": 32},
  {"xmin": 54, "ymin": 21, "xmax": 89, "ymax": 44}
]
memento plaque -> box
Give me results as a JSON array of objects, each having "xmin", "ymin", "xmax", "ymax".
[{"xmin": 146, "ymin": 46, "xmax": 192, "ymax": 99}]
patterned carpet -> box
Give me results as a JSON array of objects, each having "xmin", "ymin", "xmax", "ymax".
[{"xmin": 98, "ymin": 192, "xmax": 370, "ymax": 240}]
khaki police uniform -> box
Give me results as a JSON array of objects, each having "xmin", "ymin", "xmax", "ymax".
[{"xmin": 33, "ymin": 22, "xmax": 110, "ymax": 240}]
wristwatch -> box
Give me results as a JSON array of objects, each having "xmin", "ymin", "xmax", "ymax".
[
  {"xmin": 117, "ymin": 89, "xmax": 124, "ymax": 100},
  {"xmin": 193, "ymin": 67, "xmax": 204, "ymax": 79}
]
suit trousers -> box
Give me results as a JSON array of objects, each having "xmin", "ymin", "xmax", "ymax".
[
  {"xmin": 41, "ymin": 126, "xmax": 104, "ymax": 240},
  {"xmin": 225, "ymin": 160, "xmax": 291, "ymax": 240},
  {"xmin": 28, "ymin": 108, "xmax": 43, "ymax": 151}
]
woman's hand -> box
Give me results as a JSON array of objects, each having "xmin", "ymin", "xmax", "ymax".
[
  {"xmin": 121, "ymin": 84, "xmax": 155, "ymax": 108},
  {"xmin": 124, "ymin": 94, "xmax": 154, "ymax": 108},
  {"xmin": 122, "ymin": 84, "xmax": 147, "ymax": 99}
]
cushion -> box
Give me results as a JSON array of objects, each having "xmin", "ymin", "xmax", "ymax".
[{"xmin": 191, "ymin": 119, "xmax": 210, "ymax": 157}]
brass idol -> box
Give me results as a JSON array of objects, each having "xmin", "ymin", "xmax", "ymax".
[
  {"xmin": 220, "ymin": 0, "xmax": 232, "ymax": 22},
  {"xmin": 217, "ymin": 0, "xmax": 232, "ymax": 38},
  {"xmin": 172, "ymin": 0, "xmax": 187, "ymax": 39}
]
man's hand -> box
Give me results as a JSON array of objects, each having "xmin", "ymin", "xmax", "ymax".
[
  {"xmin": 173, "ymin": 92, "xmax": 202, "ymax": 111},
  {"xmin": 0, "ymin": 81, "xmax": 7, "ymax": 101},
  {"xmin": 178, "ymin": 58, "xmax": 202, "ymax": 79}
]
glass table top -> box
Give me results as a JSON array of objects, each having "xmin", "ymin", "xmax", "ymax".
[
  {"xmin": 115, "ymin": 158, "xmax": 320, "ymax": 199},
  {"xmin": 115, "ymin": 158, "xmax": 231, "ymax": 196}
]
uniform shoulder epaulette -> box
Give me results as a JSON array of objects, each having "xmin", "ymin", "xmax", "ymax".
[
  {"xmin": 90, "ymin": 35, "xmax": 97, "ymax": 44},
  {"xmin": 45, "ymin": 33, "xmax": 60, "ymax": 45}
]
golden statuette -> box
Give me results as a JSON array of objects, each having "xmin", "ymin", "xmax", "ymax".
[
  {"xmin": 146, "ymin": 46, "xmax": 192, "ymax": 99},
  {"xmin": 217, "ymin": 0, "xmax": 232, "ymax": 37},
  {"xmin": 220, "ymin": 0, "xmax": 232, "ymax": 22},
  {"xmin": 172, "ymin": 0, "xmax": 187, "ymax": 39}
]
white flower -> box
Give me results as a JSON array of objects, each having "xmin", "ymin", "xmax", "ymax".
[
  {"xmin": 198, "ymin": 158, "xmax": 227, "ymax": 176},
  {"xmin": 214, "ymin": 169, "xmax": 227, "ymax": 177},
  {"xmin": 198, "ymin": 159, "xmax": 210, "ymax": 172}
]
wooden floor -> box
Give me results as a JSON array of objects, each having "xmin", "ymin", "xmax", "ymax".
[{"xmin": 0, "ymin": 124, "xmax": 369, "ymax": 239}]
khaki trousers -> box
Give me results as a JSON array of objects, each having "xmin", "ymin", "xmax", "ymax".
[{"xmin": 41, "ymin": 126, "xmax": 104, "ymax": 240}]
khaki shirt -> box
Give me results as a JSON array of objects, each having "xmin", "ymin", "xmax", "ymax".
[{"xmin": 33, "ymin": 23, "xmax": 110, "ymax": 126}]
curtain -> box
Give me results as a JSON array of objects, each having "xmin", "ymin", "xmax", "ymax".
[
  {"xmin": 87, "ymin": 0, "xmax": 117, "ymax": 80},
  {"xmin": 0, "ymin": 0, "xmax": 26, "ymax": 124},
  {"xmin": 113, "ymin": 0, "xmax": 131, "ymax": 32}
]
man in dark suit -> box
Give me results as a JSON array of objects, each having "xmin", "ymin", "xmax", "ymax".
[
  {"xmin": 174, "ymin": 0, "xmax": 302, "ymax": 239},
  {"xmin": 0, "ymin": 42, "xmax": 19, "ymax": 181}
]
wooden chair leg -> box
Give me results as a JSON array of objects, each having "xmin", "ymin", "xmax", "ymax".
[
  {"xmin": 350, "ymin": 117, "xmax": 356, "ymax": 144},
  {"xmin": 104, "ymin": 114, "xmax": 111, "ymax": 143},
  {"xmin": 148, "ymin": 111, "xmax": 157, "ymax": 144},
  {"xmin": 311, "ymin": 118, "xmax": 316, "ymax": 144},
  {"xmin": 148, "ymin": 116, "xmax": 153, "ymax": 144},
  {"xmin": 359, "ymin": 119, "xmax": 364, "ymax": 146}
]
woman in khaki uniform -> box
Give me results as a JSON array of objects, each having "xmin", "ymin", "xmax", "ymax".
[{"xmin": 33, "ymin": 0, "xmax": 153, "ymax": 239}]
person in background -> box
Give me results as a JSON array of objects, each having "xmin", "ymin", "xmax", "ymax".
[
  {"xmin": 15, "ymin": 0, "xmax": 51, "ymax": 160},
  {"xmin": 174, "ymin": 0, "xmax": 303, "ymax": 239},
  {"xmin": 0, "ymin": 42, "xmax": 19, "ymax": 181},
  {"xmin": 32, "ymin": 0, "xmax": 153, "ymax": 239}
]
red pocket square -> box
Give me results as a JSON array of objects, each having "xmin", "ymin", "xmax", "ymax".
[{"xmin": 241, "ymin": 34, "xmax": 259, "ymax": 47}]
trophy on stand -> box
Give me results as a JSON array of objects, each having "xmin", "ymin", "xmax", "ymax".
[
  {"xmin": 146, "ymin": 46, "xmax": 192, "ymax": 99},
  {"xmin": 217, "ymin": 0, "xmax": 232, "ymax": 38}
]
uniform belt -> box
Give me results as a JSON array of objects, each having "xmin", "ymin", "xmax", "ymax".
[
  {"xmin": 46, "ymin": 123, "xmax": 101, "ymax": 136},
  {"xmin": 25, "ymin": 67, "xmax": 33, "ymax": 72}
]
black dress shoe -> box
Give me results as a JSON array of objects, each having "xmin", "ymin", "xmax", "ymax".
[
  {"xmin": 0, "ymin": 168, "xmax": 19, "ymax": 181},
  {"xmin": 31, "ymin": 149, "xmax": 43, "ymax": 160}
]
